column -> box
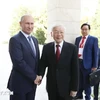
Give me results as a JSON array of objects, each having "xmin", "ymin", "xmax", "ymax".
[{"xmin": 47, "ymin": 0, "xmax": 81, "ymax": 43}]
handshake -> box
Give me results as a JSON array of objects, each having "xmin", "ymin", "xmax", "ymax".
[{"xmin": 34, "ymin": 75, "xmax": 42, "ymax": 85}]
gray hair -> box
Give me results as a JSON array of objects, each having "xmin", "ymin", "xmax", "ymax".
[
  {"xmin": 20, "ymin": 14, "xmax": 33, "ymax": 22},
  {"xmin": 51, "ymin": 25, "xmax": 66, "ymax": 33}
]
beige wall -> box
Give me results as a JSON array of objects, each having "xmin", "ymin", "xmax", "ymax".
[{"xmin": 47, "ymin": 0, "xmax": 81, "ymax": 43}]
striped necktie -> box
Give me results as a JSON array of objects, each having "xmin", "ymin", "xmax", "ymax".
[
  {"xmin": 28, "ymin": 36, "xmax": 36, "ymax": 56},
  {"xmin": 56, "ymin": 45, "xmax": 60, "ymax": 62}
]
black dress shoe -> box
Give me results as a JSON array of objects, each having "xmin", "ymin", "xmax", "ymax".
[
  {"xmin": 74, "ymin": 96, "xmax": 83, "ymax": 99},
  {"xmin": 94, "ymin": 99, "xmax": 98, "ymax": 100}
]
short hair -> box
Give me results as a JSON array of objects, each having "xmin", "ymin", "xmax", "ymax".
[
  {"xmin": 81, "ymin": 23, "xmax": 91, "ymax": 30},
  {"xmin": 20, "ymin": 14, "xmax": 33, "ymax": 22},
  {"xmin": 52, "ymin": 25, "xmax": 66, "ymax": 33}
]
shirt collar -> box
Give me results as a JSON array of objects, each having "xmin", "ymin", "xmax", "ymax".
[
  {"xmin": 21, "ymin": 30, "xmax": 31, "ymax": 38},
  {"xmin": 54, "ymin": 40, "xmax": 64, "ymax": 48},
  {"xmin": 82, "ymin": 35, "xmax": 89, "ymax": 39}
]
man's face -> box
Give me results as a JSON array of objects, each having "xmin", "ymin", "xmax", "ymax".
[
  {"xmin": 20, "ymin": 16, "xmax": 34, "ymax": 35},
  {"xmin": 81, "ymin": 25, "xmax": 90, "ymax": 36},
  {"xmin": 52, "ymin": 26, "xmax": 64, "ymax": 44}
]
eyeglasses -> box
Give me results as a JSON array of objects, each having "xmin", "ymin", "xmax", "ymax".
[
  {"xmin": 53, "ymin": 31, "xmax": 64, "ymax": 34},
  {"xmin": 81, "ymin": 29, "xmax": 89, "ymax": 31}
]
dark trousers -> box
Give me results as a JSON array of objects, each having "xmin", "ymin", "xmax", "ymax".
[
  {"xmin": 10, "ymin": 90, "xmax": 36, "ymax": 100},
  {"xmin": 48, "ymin": 84, "xmax": 72, "ymax": 100},
  {"xmin": 76, "ymin": 59, "xmax": 91, "ymax": 100},
  {"xmin": 94, "ymin": 83, "xmax": 99, "ymax": 100}
]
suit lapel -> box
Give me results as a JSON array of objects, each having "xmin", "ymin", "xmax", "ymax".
[
  {"xmin": 77, "ymin": 36, "xmax": 82, "ymax": 48},
  {"xmin": 59, "ymin": 41, "xmax": 69, "ymax": 62},
  {"xmin": 19, "ymin": 32, "xmax": 35, "ymax": 58},
  {"xmin": 31, "ymin": 36, "xmax": 38, "ymax": 57},
  {"xmin": 51, "ymin": 42, "xmax": 56, "ymax": 63},
  {"xmin": 52, "ymin": 41, "xmax": 70, "ymax": 63},
  {"xmin": 84, "ymin": 35, "xmax": 90, "ymax": 49}
]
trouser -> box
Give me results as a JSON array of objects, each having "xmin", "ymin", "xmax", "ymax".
[
  {"xmin": 94, "ymin": 83, "xmax": 99, "ymax": 100},
  {"xmin": 10, "ymin": 90, "xmax": 36, "ymax": 100},
  {"xmin": 76, "ymin": 59, "xmax": 91, "ymax": 100}
]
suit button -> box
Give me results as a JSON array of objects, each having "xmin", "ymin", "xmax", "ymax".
[{"xmin": 56, "ymin": 69, "xmax": 58, "ymax": 72}]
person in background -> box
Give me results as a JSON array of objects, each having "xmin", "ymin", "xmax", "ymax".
[
  {"xmin": 37, "ymin": 25, "xmax": 79, "ymax": 100},
  {"xmin": 93, "ymin": 48, "xmax": 100, "ymax": 100},
  {"xmin": 7, "ymin": 15, "xmax": 41, "ymax": 100},
  {"xmin": 75, "ymin": 23, "xmax": 98, "ymax": 100}
]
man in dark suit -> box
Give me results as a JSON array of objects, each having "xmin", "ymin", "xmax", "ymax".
[
  {"xmin": 7, "ymin": 15, "xmax": 40, "ymax": 100},
  {"xmin": 38, "ymin": 25, "xmax": 79, "ymax": 100},
  {"xmin": 75, "ymin": 23, "xmax": 98, "ymax": 100},
  {"xmin": 93, "ymin": 48, "xmax": 100, "ymax": 100}
]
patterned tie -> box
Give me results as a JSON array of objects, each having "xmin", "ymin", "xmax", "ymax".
[
  {"xmin": 79, "ymin": 36, "xmax": 86, "ymax": 48},
  {"xmin": 28, "ymin": 36, "xmax": 36, "ymax": 57},
  {"xmin": 78, "ymin": 36, "xmax": 86, "ymax": 57},
  {"xmin": 56, "ymin": 45, "xmax": 60, "ymax": 62}
]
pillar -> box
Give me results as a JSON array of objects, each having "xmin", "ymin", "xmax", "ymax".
[{"xmin": 47, "ymin": 0, "xmax": 81, "ymax": 43}]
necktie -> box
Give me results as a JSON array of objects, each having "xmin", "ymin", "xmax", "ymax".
[
  {"xmin": 78, "ymin": 36, "xmax": 86, "ymax": 57},
  {"xmin": 28, "ymin": 36, "xmax": 36, "ymax": 56},
  {"xmin": 79, "ymin": 36, "xmax": 86, "ymax": 48},
  {"xmin": 56, "ymin": 45, "xmax": 60, "ymax": 62}
]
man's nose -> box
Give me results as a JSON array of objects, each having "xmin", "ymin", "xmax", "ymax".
[{"xmin": 28, "ymin": 24, "xmax": 32, "ymax": 28}]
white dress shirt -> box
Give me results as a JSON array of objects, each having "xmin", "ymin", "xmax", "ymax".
[
  {"xmin": 79, "ymin": 35, "xmax": 89, "ymax": 59},
  {"xmin": 54, "ymin": 40, "xmax": 64, "ymax": 54},
  {"xmin": 21, "ymin": 31, "xmax": 36, "ymax": 55},
  {"xmin": 21, "ymin": 31, "xmax": 31, "ymax": 41}
]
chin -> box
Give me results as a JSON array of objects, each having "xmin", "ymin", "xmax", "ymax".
[
  {"xmin": 27, "ymin": 32, "xmax": 31, "ymax": 34},
  {"xmin": 56, "ymin": 41, "xmax": 62, "ymax": 44}
]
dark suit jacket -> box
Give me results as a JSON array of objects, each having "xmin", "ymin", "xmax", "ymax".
[
  {"xmin": 75, "ymin": 35, "xmax": 98, "ymax": 69},
  {"xmin": 98, "ymin": 48, "xmax": 100, "ymax": 68},
  {"xmin": 38, "ymin": 41, "xmax": 79, "ymax": 98},
  {"xmin": 7, "ymin": 31, "xmax": 40, "ymax": 94}
]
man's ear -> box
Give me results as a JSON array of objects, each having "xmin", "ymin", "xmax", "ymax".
[
  {"xmin": 19, "ymin": 21, "xmax": 22, "ymax": 27},
  {"xmin": 51, "ymin": 32, "xmax": 53, "ymax": 37},
  {"xmin": 19, "ymin": 22, "xmax": 21, "ymax": 26}
]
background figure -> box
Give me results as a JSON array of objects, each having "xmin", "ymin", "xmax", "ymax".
[
  {"xmin": 7, "ymin": 15, "xmax": 40, "ymax": 100},
  {"xmin": 75, "ymin": 23, "xmax": 98, "ymax": 100},
  {"xmin": 38, "ymin": 25, "xmax": 79, "ymax": 100},
  {"xmin": 93, "ymin": 48, "xmax": 100, "ymax": 100}
]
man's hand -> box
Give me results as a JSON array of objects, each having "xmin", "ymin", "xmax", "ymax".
[
  {"xmin": 91, "ymin": 67, "xmax": 97, "ymax": 72},
  {"xmin": 70, "ymin": 91, "xmax": 77, "ymax": 97},
  {"xmin": 34, "ymin": 75, "xmax": 42, "ymax": 85}
]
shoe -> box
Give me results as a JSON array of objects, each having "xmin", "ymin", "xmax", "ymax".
[
  {"xmin": 94, "ymin": 99, "xmax": 98, "ymax": 100},
  {"xmin": 74, "ymin": 96, "xmax": 83, "ymax": 99}
]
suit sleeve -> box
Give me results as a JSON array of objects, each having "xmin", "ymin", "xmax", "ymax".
[
  {"xmin": 9, "ymin": 37, "xmax": 36, "ymax": 82},
  {"xmin": 38, "ymin": 45, "xmax": 47, "ymax": 78},
  {"xmin": 98, "ymin": 49, "xmax": 100, "ymax": 68},
  {"xmin": 92, "ymin": 38, "xmax": 98, "ymax": 68},
  {"xmin": 75, "ymin": 38, "xmax": 77, "ymax": 45},
  {"xmin": 70, "ymin": 46, "xmax": 79, "ymax": 91}
]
